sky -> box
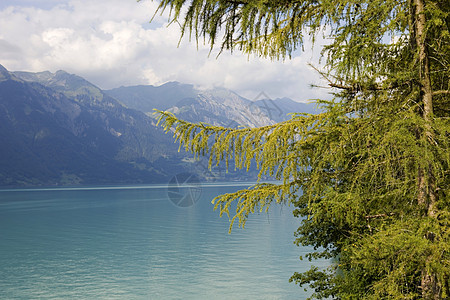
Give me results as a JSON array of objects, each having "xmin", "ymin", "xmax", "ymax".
[{"xmin": 0, "ymin": 0, "xmax": 330, "ymax": 102}]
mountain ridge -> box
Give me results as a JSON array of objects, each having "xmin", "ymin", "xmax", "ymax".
[
  {"xmin": 1, "ymin": 64, "xmax": 317, "ymax": 186},
  {"xmin": 105, "ymin": 81, "xmax": 316, "ymax": 128}
]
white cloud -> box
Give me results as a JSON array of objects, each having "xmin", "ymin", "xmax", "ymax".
[{"xmin": 0, "ymin": 0, "xmax": 330, "ymax": 102}]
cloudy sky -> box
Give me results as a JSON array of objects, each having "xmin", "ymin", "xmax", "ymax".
[{"xmin": 0, "ymin": 0, "xmax": 329, "ymax": 102}]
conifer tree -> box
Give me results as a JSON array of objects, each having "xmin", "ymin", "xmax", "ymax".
[{"xmin": 148, "ymin": 0, "xmax": 449, "ymax": 298}]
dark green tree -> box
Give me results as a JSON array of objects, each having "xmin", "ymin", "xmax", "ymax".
[{"xmin": 148, "ymin": 0, "xmax": 450, "ymax": 298}]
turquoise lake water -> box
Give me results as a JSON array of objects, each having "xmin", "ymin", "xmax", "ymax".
[{"xmin": 0, "ymin": 183, "xmax": 329, "ymax": 299}]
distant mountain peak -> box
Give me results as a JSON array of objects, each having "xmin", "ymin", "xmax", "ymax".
[
  {"xmin": 161, "ymin": 81, "xmax": 186, "ymax": 87},
  {"xmin": 13, "ymin": 69, "xmax": 107, "ymax": 104},
  {"xmin": 106, "ymin": 81, "xmax": 197, "ymax": 111},
  {"xmin": 0, "ymin": 64, "xmax": 8, "ymax": 74},
  {"xmin": 13, "ymin": 69, "xmax": 97, "ymax": 89},
  {"xmin": 0, "ymin": 64, "xmax": 26, "ymax": 83},
  {"xmin": 0, "ymin": 64, "xmax": 11, "ymax": 81}
]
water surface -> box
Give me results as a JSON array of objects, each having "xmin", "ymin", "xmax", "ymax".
[{"xmin": 0, "ymin": 183, "xmax": 328, "ymax": 299}]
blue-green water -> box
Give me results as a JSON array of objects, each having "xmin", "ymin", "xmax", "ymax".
[{"xmin": 0, "ymin": 183, "xmax": 328, "ymax": 299}]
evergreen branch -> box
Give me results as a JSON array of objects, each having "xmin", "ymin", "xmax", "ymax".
[
  {"xmin": 308, "ymin": 63, "xmax": 413, "ymax": 93},
  {"xmin": 327, "ymin": 80, "xmax": 416, "ymax": 93},
  {"xmin": 155, "ymin": 109, "xmax": 326, "ymax": 179},
  {"xmin": 365, "ymin": 213, "xmax": 395, "ymax": 220},
  {"xmin": 432, "ymin": 90, "xmax": 450, "ymax": 96},
  {"xmin": 212, "ymin": 182, "xmax": 292, "ymax": 233}
]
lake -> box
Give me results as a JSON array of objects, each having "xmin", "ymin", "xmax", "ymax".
[{"xmin": 0, "ymin": 183, "xmax": 328, "ymax": 299}]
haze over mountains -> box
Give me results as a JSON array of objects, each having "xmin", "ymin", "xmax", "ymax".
[{"xmin": 0, "ymin": 64, "xmax": 318, "ymax": 187}]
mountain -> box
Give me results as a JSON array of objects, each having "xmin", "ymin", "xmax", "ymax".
[
  {"xmin": 166, "ymin": 88, "xmax": 276, "ymax": 128},
  {"xmin": 1, "ymin": 65, "xmax": 317, "ymax": 187},
  {"xmin": 106, "ymin": 82, "xmax": 197, "ymax": 112},
  {"xmin": 1, "ymin": 67, "xmax": 187, "ymax": 186},
  {"xmin": 106, "ymin": 84, "xmax": 316, "ymax": 127},
  {"xmin": 12, "ymin": 69, "xmax": 179, "ymax": 163},
  {"xmin": 253, "ymin": 97, "xmax": 320, "ymax": 123}
]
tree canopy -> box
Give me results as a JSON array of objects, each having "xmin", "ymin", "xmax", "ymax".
[{"xmin": 149, "ymin": 0, "xmax": 450, "ymax": 298}]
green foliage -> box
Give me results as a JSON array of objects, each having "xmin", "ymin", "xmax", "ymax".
[{"xmin": 151, "ymin": 0, "xmax": 450, "ymax": 298}]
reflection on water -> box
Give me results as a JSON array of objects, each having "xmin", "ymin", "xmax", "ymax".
[{"xmin": 0, "ymin": 184, "xmax": 328, "ymax": 299}]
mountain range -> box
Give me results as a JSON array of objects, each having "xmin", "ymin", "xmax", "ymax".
[{"xmin": 0, "ymin": 64, "xmax": 317, "ymax": 187}]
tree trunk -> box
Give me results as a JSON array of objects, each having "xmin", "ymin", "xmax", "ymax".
[
  {"xmin": 413, "ymin": 0, "xmax": 436, "ymax": 217},
  {"xmin": 413, "ymin": 0, "xmax": 440, "ymax": 298}
]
